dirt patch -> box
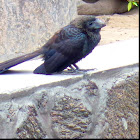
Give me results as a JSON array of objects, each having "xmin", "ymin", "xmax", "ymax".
[{"xmin": 98, "ymin": 8, "xmax": 139, "ymax": 45}]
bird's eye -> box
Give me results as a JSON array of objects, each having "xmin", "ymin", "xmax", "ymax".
[{"xmin": 88, "ymin": 22, "xmax": 93, "ymax": 26}]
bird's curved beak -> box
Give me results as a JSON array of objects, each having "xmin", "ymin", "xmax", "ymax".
[{"xmin": 95, "ymin": 18, "xmax": 106, "ymax": 29}]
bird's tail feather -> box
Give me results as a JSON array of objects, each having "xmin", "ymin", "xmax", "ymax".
[{"xmin": 0, "ymin": 50, "xmax": 42, "ymax": 73}]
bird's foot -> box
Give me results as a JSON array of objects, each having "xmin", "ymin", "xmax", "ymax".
[
  {"xmin": 77, "ymin": 68, "xmax": 97, "ymax": 72},
  {"xmin": 62, "ymin": 67, "xmax": 97, "ymax": 75},
  {"xmin": 60, "ymin": 64, "xmax": 97, "ymax": 75}
]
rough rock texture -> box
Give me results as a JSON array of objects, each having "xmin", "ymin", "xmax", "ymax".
[
  {"xmin": 104, "ymin": 73, "xmax": 139, "ymax": 139},
  {"xmin": 0, "ymin": 0, "xmax": 79, "ymax": 62},
  {"xmin": 77, "ymin": 0, "xmax": 131, "ymax": 15},
  {"xmin": 0, "ymin": 63, "xmax": 139, "ymax": 139}
]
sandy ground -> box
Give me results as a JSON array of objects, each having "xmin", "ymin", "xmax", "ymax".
[{"xmin": 98, "ymin": 8, "xmax": 139, "ymax": 45}]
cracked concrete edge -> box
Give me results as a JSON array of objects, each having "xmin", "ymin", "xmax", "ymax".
[{"xmin": 0, "ymin": 63, "xmax": 138, "ymax": 103}]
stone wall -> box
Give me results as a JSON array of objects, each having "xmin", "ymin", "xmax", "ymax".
[
  {"xmin": 0, "ymin": 63, "xmax": 139, "ymax": 138},
  {"xmin": 0, "ymin": 0, "xmax": 79, "ymax": 62}
]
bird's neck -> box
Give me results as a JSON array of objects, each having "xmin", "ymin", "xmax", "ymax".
[
  {"xmin": 87, "ymin": 31, "xmax": 101, "ymax": 44},
  {"xmin": 82, "ymin": 31, "xmax": 101, "ymax": 57}
]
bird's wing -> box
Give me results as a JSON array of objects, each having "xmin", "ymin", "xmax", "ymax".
[
  {"xmin": 44, "ymin": 26, "xmax": 86, "ymax": 57},
  {"xmin": 34, "ymin": 26, "xmax": 86, "ymax": 74}
]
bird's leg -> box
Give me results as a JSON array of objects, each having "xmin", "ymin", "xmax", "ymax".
[
  {"xmin": 68, "ymin": 63, "xmax": 80, "ymax": 72},
  {"xmin": 72, "ymin": 64, "xmax": 79, "ymax": 70},
  {"xmin": 66, "ymin": 64, "xmax": 79, "ymax": 73},
  {"xmin": 68, "ymin": 65, "xmax": 77, "ymax": 72}
]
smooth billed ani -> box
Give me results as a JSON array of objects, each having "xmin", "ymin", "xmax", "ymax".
[{"xmin": 0, "ymin": 16, "xmax": 105, "ymax": 74}]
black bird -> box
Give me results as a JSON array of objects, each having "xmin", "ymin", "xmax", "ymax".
[{"xmin": 0, "ymin": 16, "xmax": 105, "ymax": 75}]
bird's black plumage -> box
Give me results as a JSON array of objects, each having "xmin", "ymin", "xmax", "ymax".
[{"xmin": 0, "ymin": 16, "xmax": 105, "ymax": 74}]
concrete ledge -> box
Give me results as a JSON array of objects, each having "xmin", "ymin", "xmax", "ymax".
[
  {"xmin": 0, "ymin": 38, "xmax": 138, "ymax": 93},
  {"xmin": 0, "ymin": 38, "xmax": 139, "ymax": 138}
]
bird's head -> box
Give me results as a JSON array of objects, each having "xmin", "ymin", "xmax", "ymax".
[{"xmin": 71, "ymin": 16, "xmax": 106, "ymax": 33}]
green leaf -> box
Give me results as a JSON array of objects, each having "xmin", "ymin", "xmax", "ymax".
[
  {"xmin": 132, "ymin": 2, "xmax": 138, "ymax": 7},
  {"xmin": 128, "ymin": 2, "xmax": 133, "ymax": 11}
]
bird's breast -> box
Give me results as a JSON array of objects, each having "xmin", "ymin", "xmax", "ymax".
[{"xmin": 82, "ymin": 33, "xmax": 101, "ymax": 57}]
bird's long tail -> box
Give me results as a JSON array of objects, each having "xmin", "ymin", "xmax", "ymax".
[{"xmin": 0, "ymin": 49, "xmax": 43, "ymax": 74}]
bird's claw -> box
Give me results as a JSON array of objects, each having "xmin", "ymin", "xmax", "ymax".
[{"xmin": 61, "ymin": 67, "xmax": 97, "ymax": 75}]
